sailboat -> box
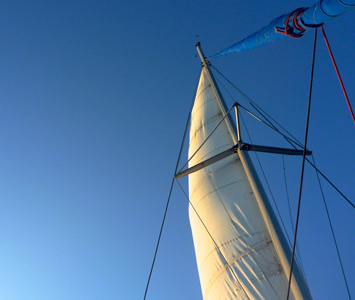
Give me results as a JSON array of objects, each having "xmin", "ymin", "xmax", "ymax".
[{"xmin": 170, "ymin": 1, "xmax": 355, "ymax": 299}]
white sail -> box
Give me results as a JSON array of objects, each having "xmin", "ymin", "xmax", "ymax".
[{"xmin": 188, "ymin": 60, "xmax": 311, "ymax": 300}]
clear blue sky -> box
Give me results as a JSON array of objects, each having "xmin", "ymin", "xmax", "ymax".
[{"xmin": 0, "ymin": 1, "xmax": 354, "ymax": 299}]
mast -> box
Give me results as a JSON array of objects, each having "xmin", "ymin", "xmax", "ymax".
[
  {"xmin": 190, "ymin": 43, "xmax": 311, "ymax": 299},
  {"xmin": 196, "ymin": 43, "xmax": 238, "ymax": 144}
]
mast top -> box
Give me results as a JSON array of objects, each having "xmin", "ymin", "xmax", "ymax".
[{"xmin": 196, "ymin": 42, "xmax": 209, "ymax": 67}]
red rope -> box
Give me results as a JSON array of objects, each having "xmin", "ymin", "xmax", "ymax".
[
  {"xmin": 321, "ymin": 26, "xmax": 355, "ymax": 125},
  {"xmin": 275, "ymin": 8, "xmax": 307, "ymax": 38},
  {"xmin": 293, "ymin": 10, "xmax": 306, "ymax": 32}
]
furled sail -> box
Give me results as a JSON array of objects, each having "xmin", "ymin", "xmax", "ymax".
[
  {"xmin": 187, "ymin": 45, "xmax": 311, "ymax": 299},
  {"xmin": 209, "ymin": 0, "xmax": 355, "ymax": 59}
]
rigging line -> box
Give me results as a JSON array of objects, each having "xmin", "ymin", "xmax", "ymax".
[
  {"xmin": 174, "ymin": 64, "xmax": 202, "ymax": 173},
  {"xmin": 143, "ymin": 67, "xmax": 200, "ymax": 300},
  {"xmin": 321, "ymin": 26, "xmax": 355, "ymax": 125},
  {"xmin": 142, "ymin": 178, "xmax": 173, "ymax": 300},
  {"xmin": 175, "ymin": 179, "xmax": 252, "ymax": 300},
  {"xmin": 237, "ymin": 104, "xmax": 303, "ymax": 148},
  {"xmin": 311, "ymin": 155, "xmax": 352, "ymax": 300},
  {"xmin": 211, "ymin": 69, "xmax": 278, "ymax": 131},
  {"xmin": 305, "ymin": 157, "xmax": 355, "ymax": 209},
  {"xmin": 213, "ymin": 74, "xmax": 302, "ymax": 148},
  {"xmin": 282, "ymin": 155, "xmax": 309, "ymax": 288},
  {"xmin": 286, "ymin": 28, "xmax": 318, "ymax": 300},
  {"xmin": 177, "ymin": 104, "xmax": 236, "ymax": 175},
  {"xmin": 211, "ymin": 65, "xmax": 304, "ymax": 148},
  {"xmin": 238, "ymin": 110, "xmax": 312, "ymax": 298},
  {"xmin": 282, "ymin": 155, "xmax": 294, "ymax": 232},
  {"xmin": 237, "ymin": 99, "xmax": 307, "ymax": 154}
]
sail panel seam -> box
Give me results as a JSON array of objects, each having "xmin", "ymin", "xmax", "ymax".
[
  {"xmin": 189, "ymin": 156, "xmax": 242, "ymax": 200},
  {"xmin": 197, "ymin": 232, "xmax": 266, "ymax": 268},
  {"xmin": 190, "ymin": 113, "xmax": 225, "ymax": 140}
]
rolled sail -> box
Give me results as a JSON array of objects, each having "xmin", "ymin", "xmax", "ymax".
[
  {"xmin": 209, "ymin": 0, "xmax": 355, "ymax": 59},
  {"xmin": 188, "ymin": 64, "xmax": 311, "ymax": 299}
]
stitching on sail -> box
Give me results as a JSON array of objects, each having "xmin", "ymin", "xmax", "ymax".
[
  {"xmin": 198, "ymin": 231, "xmax": 265, "ymax": 269},
  {"xmin": 190, "ymin": 155, "xmax": 239, "ymax": 200},
  {"xmin": 189, "ymin": 112, "xmax": 224, "ymax": 143},
  {"xmin": 190, "ymin": 95, "xmax": 214, "ymax": 124},
  {"xmin": 203, "ymin": 239, "xmax": 275, "ymax": 299},
  {"xmin": 192, "ymin": 178, "xmax": 246, "ymax": 209},
  {"xmin": 194, "ymin": 82, "xmax": 212, "ymax": 102}
]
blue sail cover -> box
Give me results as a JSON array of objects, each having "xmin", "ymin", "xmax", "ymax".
[{"xmin": 209, "ymin": 0, "xmax": 355, "ymax": 59}]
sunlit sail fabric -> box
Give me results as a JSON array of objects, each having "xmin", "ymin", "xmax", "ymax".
[{"xmin": 188, "ymin": 67, "xmax": 310, "ymax": 300}]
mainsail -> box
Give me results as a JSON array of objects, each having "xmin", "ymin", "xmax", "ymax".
[{"xmin": 186, "ymin": 44, "xmax": 311, "ymax": 300}]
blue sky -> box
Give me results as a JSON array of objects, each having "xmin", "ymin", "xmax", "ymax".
[{"xmin": 1, "ymin": 1, "xmax": 354, "ymax": 299}]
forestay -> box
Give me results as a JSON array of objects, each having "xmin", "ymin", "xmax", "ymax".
[{"xmin": 188, "ymin": 66, "xmax": 311, "ymax": 299}]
